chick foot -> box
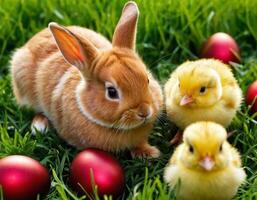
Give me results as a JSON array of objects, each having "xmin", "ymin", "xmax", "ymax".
[
  {"xmin": 131, "ymin": 142, "xmax": 160, "ymax": 158},
  {"xmin": 31, "ymin": 113, "xmax": 49, "ymax": 135},
  {"xmin": 169, "ymin": 130, "xmax": 183, "ymax": 145},
  {"xmin": 227, "ymin": 130, "xmax": 237, "ymax": 138}
]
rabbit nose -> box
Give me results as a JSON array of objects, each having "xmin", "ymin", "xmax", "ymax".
[{"xmin": 137, "ymin": 104, "xmax": 152, "ymax": 119}]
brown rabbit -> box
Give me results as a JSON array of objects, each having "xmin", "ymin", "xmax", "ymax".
[{"xmin": 10, "ymin": 1, "xmax": 163, "ymax": 158}]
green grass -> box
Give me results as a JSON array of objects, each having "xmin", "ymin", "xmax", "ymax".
[{"xmin": 1, "ymin": 0, "xmax": 257, "ymax": 199}]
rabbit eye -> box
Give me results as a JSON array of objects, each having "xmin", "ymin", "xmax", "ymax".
[
  {"xmin": 199, "ymin": 86, "xmax": 206, "ymax": 94},
  {"xmin": 106, "ymin": 86, "xmax": 119, "ymax": 100},
  {"xmin": 105, "ymin": 82, "xmax": 120, "ymax": 101}
]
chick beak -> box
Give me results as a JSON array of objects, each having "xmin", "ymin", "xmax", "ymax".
[
  {"xmin": 199, "ymin": 156, "xmax": 214, "ymax": 171},
  {"xmin": 180, "ymin": 95, "xmax": 193, "ymax": 106}
]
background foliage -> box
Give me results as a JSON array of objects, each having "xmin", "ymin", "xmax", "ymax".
[{"xmin": 1, "ymin": 0, "xmax": 257, "ymax": 199}]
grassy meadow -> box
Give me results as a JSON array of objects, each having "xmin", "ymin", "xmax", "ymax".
[{"xmin": 1, "ymin": 0, "xmax": 257, "ymax": 199}]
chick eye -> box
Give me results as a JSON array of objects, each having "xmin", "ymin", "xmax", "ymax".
[
  {"xmin": 106, "ymin": 86, "xmax": 119, "ymax": 100},
  {"xmin": 189, "ymin": 145, "xmax": 194, "ymax": 153},
  {"xmin": 199, "ymin": 86, "xmax": 206, "ymax": 94},
  {"xmin": 219, "ymin": 144, "xmax": 223, "ymax": 152}
]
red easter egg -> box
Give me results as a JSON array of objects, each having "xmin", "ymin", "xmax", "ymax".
[
  {"xmin": 70, "ymin": 148, "xmax": 125, "ymax": 198},
  {"xmin": 246, "ymin": 81, "xmax": 257, "ymax": 113},
  {"xmin": 0, "ymin": 155, "xmax": 50, "ymax": 200},
  {"xmin": 200, "ymin": 32, "xmax": 240, "ymax": 64}
]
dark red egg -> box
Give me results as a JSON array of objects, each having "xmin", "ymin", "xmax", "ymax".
[
  {"xmin": 0, "ymin": 155, "xmax": 50, "ymax": 200},
  {"xmin": 246, "ymin": 81, "xmax": 257, "ymax": 113},
  {"xmin": 200, "ymin": 32, "xmax": 240, "ymax": 64},
  {"xmin": 70, "ymin": 148, "xmax": 125, "ymax": 198}
]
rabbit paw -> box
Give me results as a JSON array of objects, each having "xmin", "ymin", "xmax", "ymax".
[
  {"xmin": 31, "ymin": 113, "xmax": 49, "ymax": 135},
  {"xmin": 131, "ymin": 143, "xmax": 160, "ymax": 159}
]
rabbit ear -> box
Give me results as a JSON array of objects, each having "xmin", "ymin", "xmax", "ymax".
[
  {"xmin": 112, "ymin": 1, "xmax": 139, "ymax": 50},
  {"xmin": 49, "ymin": 22, "xmax": 98, "ymax": 76}
]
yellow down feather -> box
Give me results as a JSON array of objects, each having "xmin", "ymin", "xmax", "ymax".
[
  {"xmin": 164, "ymin": 59, "xmax": 242, "ymax": 130},
  {"xmin": 164, "ymin": 121, "xmax": 246, "ymax": 200}
]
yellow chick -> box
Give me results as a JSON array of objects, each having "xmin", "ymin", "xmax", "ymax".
[
  {"xmin": 164, "ymin": 121, "xmax": 246, "ymax": 200},
  {"xmin": 164, "ymin": 59, "xmax": 242, "ymax": 134}
]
